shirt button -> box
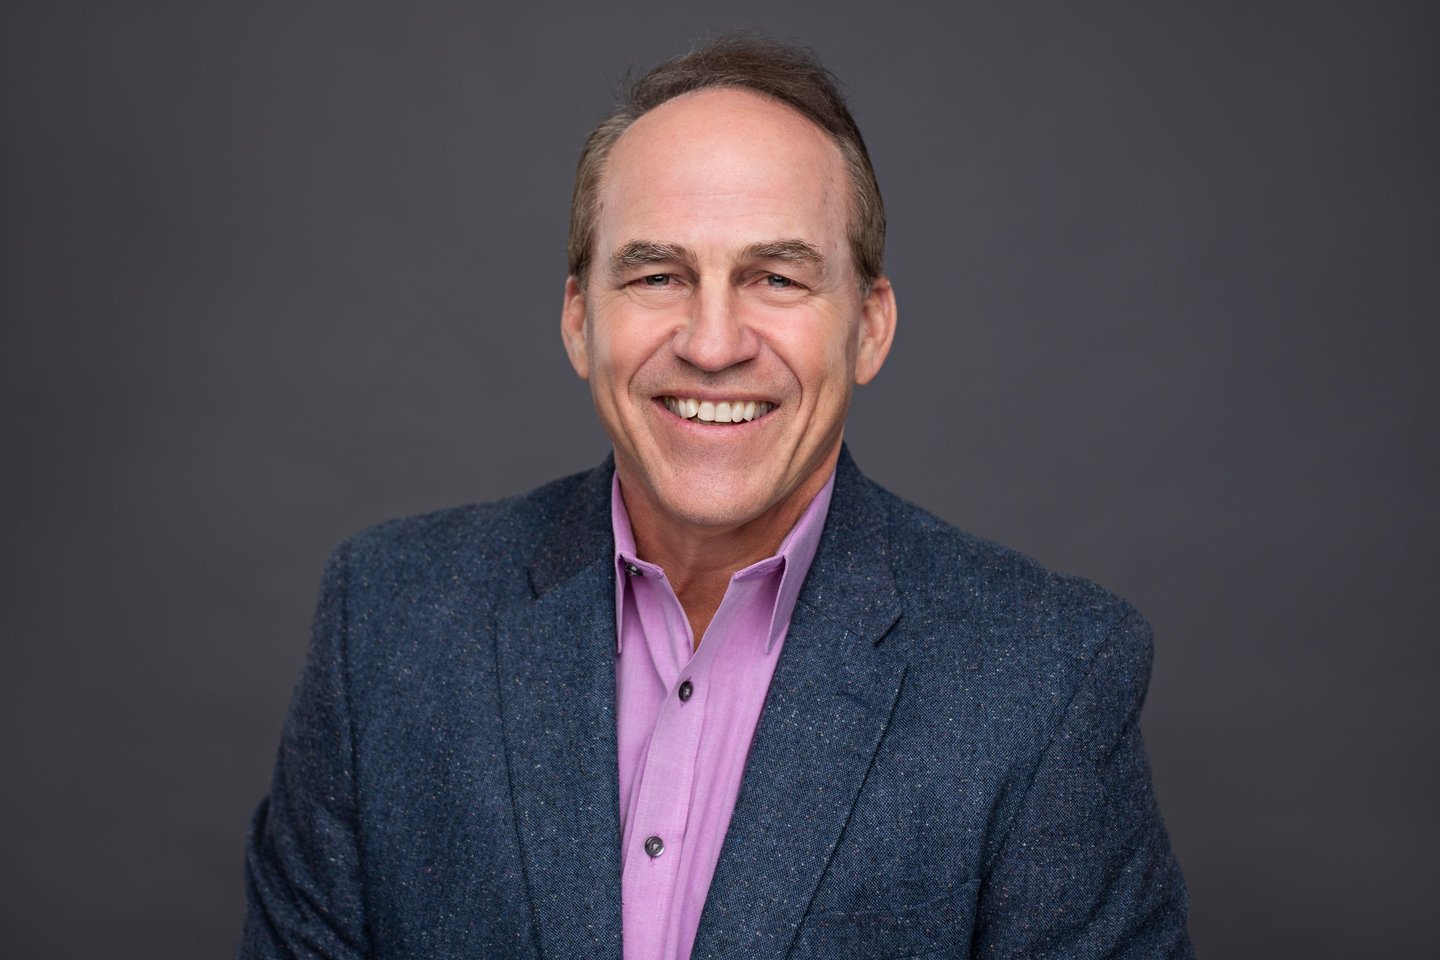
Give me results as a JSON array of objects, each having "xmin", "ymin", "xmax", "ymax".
[
  {"xmin": 624, "ymin": 562, "xmax": 641, "ymax": 577},
  {"xmin": 644, "ymin": 835, "xmax": 665, "ymax": 858},
  {"xmin": 677, "ymin": 680, "xmax": 694, "ymax": 702}
]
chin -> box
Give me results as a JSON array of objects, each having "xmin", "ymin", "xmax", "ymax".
[{"xmin": 649, "ymin": 478, "xmax": 778, "ymax": 531}]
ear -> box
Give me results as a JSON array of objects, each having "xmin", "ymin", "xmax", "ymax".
[
  {"xmin": 561, "ymin": 275, "xmax": 590, "ymax": 380},
  {"xmin": 854, "ymin": 276, "xmax": 897, "ymax": 385}
]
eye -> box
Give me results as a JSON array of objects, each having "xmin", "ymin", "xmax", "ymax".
[
  {"xmin": 626, "ymin": 272, "xmax": 685, "ymax": 297},
  {"xmin": 764, "ymin": 274, "xmax": 794, "ymax": 288}
]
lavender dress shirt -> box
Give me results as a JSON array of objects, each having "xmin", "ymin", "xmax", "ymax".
[{"xmin": 611, "ymin": 472, "xmax": 835, "ymax": 960}]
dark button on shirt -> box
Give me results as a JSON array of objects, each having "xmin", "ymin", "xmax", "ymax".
[{"xmin": 678, "ymin": 680, "xmax": 694, "ymax": 702}]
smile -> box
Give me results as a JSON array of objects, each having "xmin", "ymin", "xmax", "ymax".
[{"xmin": 660, "ymin": 396, "xmax": 776, "ymax": 423}]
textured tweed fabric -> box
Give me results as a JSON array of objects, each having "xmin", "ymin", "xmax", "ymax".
[{"xmin": 241, "ymin": 448, "xmax": 1193, "ymax": 959}]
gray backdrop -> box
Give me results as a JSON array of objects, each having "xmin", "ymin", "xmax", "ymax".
[{"xmin": 2, "ymin": 2, "xmax": 1435, "ymax": 957}]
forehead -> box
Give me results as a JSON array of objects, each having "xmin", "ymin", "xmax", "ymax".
[{"xmin": 596, "ymin": 88, "xmax": 850, "ymax": 254}]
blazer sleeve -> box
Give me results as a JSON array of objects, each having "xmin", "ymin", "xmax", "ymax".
[
  {"xmin": 239, "ymin": 544, "xmax": 371, "ymax": 959},
  {"xmin": 972, "ymin": 611, "xmax": 1195, "ymax": 959}
]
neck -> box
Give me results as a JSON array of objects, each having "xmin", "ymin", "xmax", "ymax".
[
  {"xmin": 618, "ymin": 457, "xmax": 836, "ymax": 644},
  {"xmin": 635, "ymin": 522, "xmax": 769, "ymax": 648}
]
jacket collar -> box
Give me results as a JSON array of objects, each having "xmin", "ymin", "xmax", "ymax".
[
  {"xmin": 791, "ymin": 444, "xmax": 903, "ymax": 641},
  {"xmin": 527, "ymin": 453, "xmax": 617, "ymax": 597}
]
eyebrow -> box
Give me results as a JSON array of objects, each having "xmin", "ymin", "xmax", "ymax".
[
  {"xmin": 609, "ymin": 237, "xmax": 829, "ymax": 280},
  {"xmin": 610, "ymin": 240, "xmax": 696, "ymax": 273},
  {"xmin": 739, "ymin": 239, "xmax": 826, "ymax": 270}
]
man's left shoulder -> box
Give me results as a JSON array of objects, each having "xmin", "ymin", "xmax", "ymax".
[{"xmin": 859, "ymin": 475, "xmax": 1152, "ymax": 686}]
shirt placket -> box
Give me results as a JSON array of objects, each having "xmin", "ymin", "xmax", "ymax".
[{"xmin": 621, "ymin": 572, "xmax": 710, "ymax": 960}]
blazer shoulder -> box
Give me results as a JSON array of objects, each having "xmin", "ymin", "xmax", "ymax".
[
  {"xmin": 873, "ymin": 482, "xmax": 1148, "ymax": 665},
  {"xmin": 328, "ymin": 466, "xmax": 598, "ymax": 593}
]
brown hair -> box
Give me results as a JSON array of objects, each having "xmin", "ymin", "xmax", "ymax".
[{"xmin": 566, "ymin": 35, "xmax": 886, "ymax": 290}]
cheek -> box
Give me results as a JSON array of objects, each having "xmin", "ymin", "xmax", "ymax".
[
  {"xmin": 775, "ymin": 325, "xmax": 857, "ymax": 399},
  {"xmin": 587, "ymin": 311, "xmax": 670, "ymax": 391},
  {"xmin": 585, "ymin": 311, "xmax": 630, "ymax": 371}
]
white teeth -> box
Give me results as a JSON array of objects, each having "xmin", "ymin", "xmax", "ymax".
[{"xmin": 662, "ymin": 396, "xmax": 774, "ymax": 423}]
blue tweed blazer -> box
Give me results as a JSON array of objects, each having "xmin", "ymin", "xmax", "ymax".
[{"xmin": 242, "ymin": 449, "xmax": 1192, "ymax": 958}]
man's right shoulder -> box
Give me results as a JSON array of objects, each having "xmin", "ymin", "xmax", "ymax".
[{"xmin": 323, "ymin": 463, "xmax": 606, "ymax": 596}]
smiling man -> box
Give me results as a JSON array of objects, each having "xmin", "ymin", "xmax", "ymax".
[
  {"xmin": 241, "ymin": 36, "xmax": 1192, "ymax": 960},
  {"xmin": 560, "ymin": 82, "xmax": 895, "ymax": 647}
]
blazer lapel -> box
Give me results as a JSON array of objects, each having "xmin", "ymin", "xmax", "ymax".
[
  {"xmin": 495, "ymin": 462, "xmax": 624, "ymax": 958},
  {"xmin": 692, "ymin": 449, "xmax": 906, "ymax": 960}
]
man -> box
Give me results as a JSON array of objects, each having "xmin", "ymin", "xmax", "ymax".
[{"xmin": 241, "ymin": 36, "xmax": 1192, "ymax": 959}]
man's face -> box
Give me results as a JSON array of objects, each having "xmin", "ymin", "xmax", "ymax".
[{"xmin": 561, "ymin": 88, "xmax": 895, "ymax": 542}]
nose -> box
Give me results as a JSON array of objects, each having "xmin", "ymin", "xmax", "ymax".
[{"xmin": 670, "ymin": 285, "xmax": 759, "ymax": 372}]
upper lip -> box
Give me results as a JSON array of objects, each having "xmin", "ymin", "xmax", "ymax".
[{"xmin": 654, "ymin": 390, "xmax": 777, "ymax": 403}]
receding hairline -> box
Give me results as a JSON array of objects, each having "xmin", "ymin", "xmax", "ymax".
[
  {"xmin": 567, "ymin": 35, "xmax": 886, "ymax": 290},
  {"xmin": 587, "ymin": 90, "xmax": 855, "ymax": 287}
]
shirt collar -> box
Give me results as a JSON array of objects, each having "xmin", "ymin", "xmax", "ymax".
[{"xmin": 610, "ymin": 469, "xmax": 836, "ymax": 654}]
